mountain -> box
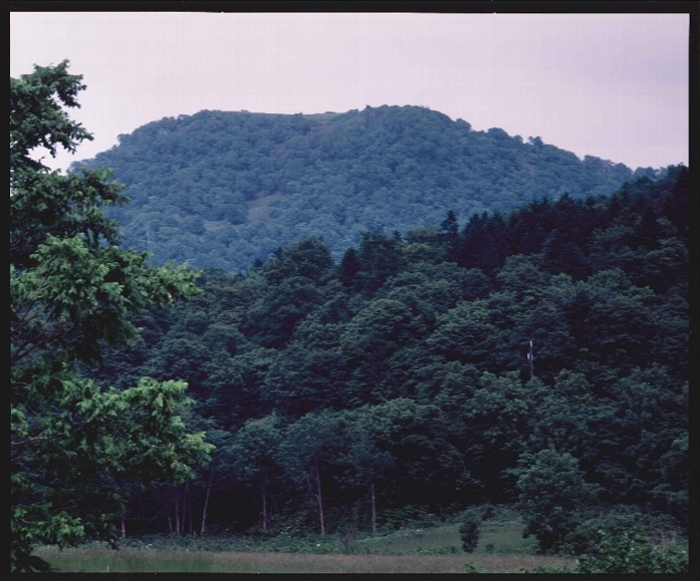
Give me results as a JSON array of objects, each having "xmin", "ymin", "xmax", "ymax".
[
  {"xmin": 74, "ymin": 105, "xmax": 658, "ymax": 272},
  {"xmin": 90, "ymin": 166, "xmax": 689, "ymax": 535}
]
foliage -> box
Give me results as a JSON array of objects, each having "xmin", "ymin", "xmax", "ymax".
[
  {"xmin": 69, "ymin": 88, "xmax": 688, "ymax": 546},
  {"xmin": 575, "ymin": 528, "xmax": 689, "ymax": 573},
  {"xmin": 10, "ymin": 61, "xmax": 213, "ymax": 572},
  {"xmin": 459, "ymin": 509, "xmax": 482, "ymax": 553},
  {"xmin": 563, "ymin": 511, "xmax": 683, "ymax": 557},
  {"xmin": 516, "ymin": 449, "xmax": 600, "ymax": 554},
  {"xmin": 522, "ymin": 525, "xmax": 689, "ymax": 573},
  {"xmin": 74, "ymin": 105, "xmax": 644, "ymax": 272}
]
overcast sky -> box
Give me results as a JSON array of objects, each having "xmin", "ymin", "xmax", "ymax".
[{"xmin": 11, "ymin": 11, "xmax": 689, "ymax": 172}]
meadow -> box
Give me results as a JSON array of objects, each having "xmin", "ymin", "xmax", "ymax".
[
  {"xmin": 34, "ymin": 510, "xmax": 578, "ymax": 573},
  {"xmin": 34, "ymin": 548, "xmax": 577, "ymax": 573}
]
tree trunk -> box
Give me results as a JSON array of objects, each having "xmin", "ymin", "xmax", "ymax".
[
  {"xmin": 139, "ymin": 495, "xmax": 145, "ymax": 534},
  {"xmin": 181, "ymin": 483, "xmax": 189, "ymax": 536},
  {"xmin": 201, "ymin": 466, "xmax": 213, "ymax": 536},
  {"xmin": 174, "ymin": 493, "xmax": 181, "ymax": 536},
  {"xmin": 370, "ymin": 480, "xmax": 377, "ymax": 533},
  {"xmin": 120, "ymin": 515, "xmax": 126, "ymax": 539},
  {"xmin": 261, "ymin": 479, "xmax": 268, "ymax": 532},
  {"xmin": 314, "ymin": 458, "xmax": 325, "ymax": 536}
]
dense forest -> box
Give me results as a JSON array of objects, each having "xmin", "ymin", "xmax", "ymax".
[
  {"xmin": 88, "ymin": 165, "xmax": 689, "ymax": 553},
  {"xmin": 12, "ymin": 61, "xmax": 688, "ymax": 572},
  {"xmin": 73, "ymin": 106, "xmax": 660, "ymax": 271}
]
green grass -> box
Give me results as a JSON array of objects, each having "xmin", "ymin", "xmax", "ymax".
[
  {"xmin": 35, "ymin": 547, "xmax": 576, "ymax": 573},
  {"xmin": 477, "ymin": 518, "xmax": 539, "ymax": 555},
  {"xmin": 34, "ymin": 507, "xmax": 574, "ymax": 573},
  {"xmin": 352, "ymin": 507, "xmax": 537, "ymax": 556},
  {"xmin": 353, "ymin": 524, "xmax": 460, "ymax": 555}
]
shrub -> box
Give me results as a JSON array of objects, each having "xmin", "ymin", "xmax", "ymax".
[
  {"xmin": 459, "ymin": 509, "xmax": 482, "ymax": 553},
  {"xmin": 563, "ymin": 511, "xmax": 683, "ymax": 556},
  {"xmin": 521, "ymin": 527, "xmax": 689, "ymax": 573},
  {"xmin": 576, "ymin": 529, "xmax": 689, "ymax": 573}
]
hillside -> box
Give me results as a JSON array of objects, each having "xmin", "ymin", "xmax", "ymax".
[
  {"xmin": 15, "ymin": 62, "xmax": 688, "ymax": 574},
  {"xmin": 90, "ymin": 167, "xmax": 688, "ymax": 540},
  {"xmin": 73, "ymin": 105, "xmax": 657, "ymax": 271}
]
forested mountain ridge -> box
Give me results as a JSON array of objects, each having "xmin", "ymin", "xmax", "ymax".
[
  {"xmin": 74, "ymin": 105, "xmax": 658, "ymax": 271},
  {"xmin": 90, "ymin": 166, "xmax": 688, "ymax": 544},
  {"xmin": 14, "ymin": 61, "xmax": 688, "ymax": 572}
]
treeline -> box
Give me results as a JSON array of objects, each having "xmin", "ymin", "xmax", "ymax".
[
  {"xmin": 75, "ymin": 105, "xmax": 655, "ymax": 271},
  {"xmin": 90, "ymin": 167, "xmax": 688, "ymax": 548}
]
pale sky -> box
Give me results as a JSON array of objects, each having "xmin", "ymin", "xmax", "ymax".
[{"xmin": 10, "ymin": 11, "xmax": 689, "ymax": 172}]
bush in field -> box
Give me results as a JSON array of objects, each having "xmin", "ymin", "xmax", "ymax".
[
  {"xmin": 481, "ymin": 505, "xmax": 495, "ymax": 521},
  {"xmin": 459, "ymin": 509, "xmax": 482, "ymax": 553},
  {"xmin": 521, "ymin": 524, "xmax": 688, "ymax": 573},
  {"xmin": 563, "ymin": 511, "xmax": 683, "ymax": 557},
  {"xmin": 576, "ymin": 528, "xmax": 689, "ymax": 573},
  {"xmin": 516, "ymin": 449, "xmax": 599, "ymax": 553}
]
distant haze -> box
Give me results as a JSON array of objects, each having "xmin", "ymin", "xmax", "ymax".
[{"xmin": 11, "ymin": 11, "xmax": 688, "ymax": 172}]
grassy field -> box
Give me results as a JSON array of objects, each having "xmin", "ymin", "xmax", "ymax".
[
  {"xmin": 35, "ymin": 547, "xmax": 576, "ymax": 573},
  {"xmin": 35, "ymin": 509, "xmax": 578, "ymax": 573},
  {"xmin": 352, "ymin": 508, "xmax": 539, "ymax": 556}
]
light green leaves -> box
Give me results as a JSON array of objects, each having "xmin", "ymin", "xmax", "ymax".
[{"xmin": 11, "ymin": 61, "xmax": 209, "ymax": 571}]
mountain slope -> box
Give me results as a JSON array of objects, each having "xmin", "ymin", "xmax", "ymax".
[{"xmin": 75, "ymin": 105, "xmax": 656, "ymax": 271}]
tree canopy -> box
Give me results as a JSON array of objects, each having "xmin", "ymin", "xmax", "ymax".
[
  {"xmin": 10, "ymin": 60, "xmax": 214, "ymax": 572},
  {"xmin": 73, "ymin": 105, "xmax": 655, "ymax": 271},
  {"xmin": 11, "ymin": 60, "xmax": 687, "ymax": 568},
  {"xmin": 88, "ymin": 164, "xmax": 688, "ymax": 542}
]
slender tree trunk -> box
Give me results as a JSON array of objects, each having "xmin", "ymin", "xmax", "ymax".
[
  {"xmin": 139, "ymin": 495, "xmax": 145, "ymax": 534},
  {"xmin": 181, "ymin": 483, "xmax": 189, "ymax": 536},
  {"xmin": 120, "ymin": 515, "xmax": 126, "ymax": 539},
  {"xmin": 370, "ymin": 480, "xmax": 377, "ymax": 533},
  {"xmin": 261, "ymin": 479, "xmax": 268, "ymax": 532},
  {"xmin": 314, "ymin": 458, "xmax": 325, "ymax": 536},
  {"xmin": 174, "ymin": 493, "xmax": 181, "ymax": 536},
  {"xmin": 188, "ymin": 497, "xmax": 193, "ymax": 536},
  {"xmin": 168, "ymin": 514, "xmax": 173, "ymax": 535},
  {"xmin": 201, "ymin": 466, "xmax": 213, "ymax": 536}
]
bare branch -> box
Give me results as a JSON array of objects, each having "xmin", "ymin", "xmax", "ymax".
[{"xmin": 11, "ymin": 434, "xmax": 52, "ymax": 447}]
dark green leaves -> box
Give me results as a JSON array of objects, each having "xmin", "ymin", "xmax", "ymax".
[
  {"xmin": 516, "ymin": 449, "xmax": 600, "ymax": 553},
  {"xmin": 10, "ymin": 60, "xmax": 91, "ymax": 173},
  {"xmin": 74, "ymin": 105, "xmax": 639, "ymax": 272},
  {"xmin": 73, "ymin": 139, "xmax": 687, "ymax": 541}
]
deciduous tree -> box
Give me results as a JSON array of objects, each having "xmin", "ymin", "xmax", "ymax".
[{"xmin": 11, "ymin": 61, "xmax": 213, "ymax": 572}]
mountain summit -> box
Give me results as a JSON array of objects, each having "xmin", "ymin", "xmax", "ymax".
[{"xmin": 76, "ymin": 105, "xmax": 652, "ymax": 271}]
